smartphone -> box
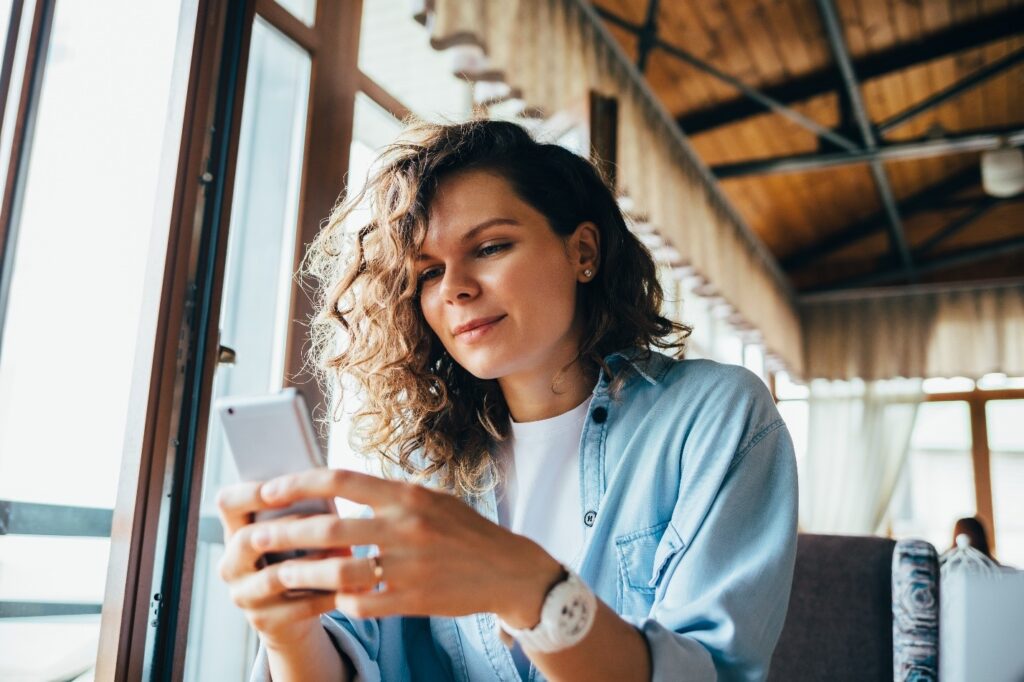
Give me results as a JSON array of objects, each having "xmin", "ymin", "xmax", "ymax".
[{"xmin": 215, "ymin": 387, "xmax": 341, "ymax": 566}]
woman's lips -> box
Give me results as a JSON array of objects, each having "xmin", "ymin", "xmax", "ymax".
[{"xmin": 455, "ymin": 315, "xmax": 506, "ymax": 343}]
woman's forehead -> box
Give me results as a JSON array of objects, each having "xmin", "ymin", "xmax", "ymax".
[
  {"xmin": 429, "ymin": 170, "xmax": 518, "ymax": 215},
  {"xmin": 425, "ymin": 172, "xmax": 536, "ymax": 238}
]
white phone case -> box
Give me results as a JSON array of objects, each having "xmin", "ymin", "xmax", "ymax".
[{"xmin": 215, "ymin": 387, "xmax": 338, "ymax": 564}]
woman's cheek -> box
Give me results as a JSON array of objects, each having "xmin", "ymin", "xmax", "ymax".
[{"xmin": 420, "ymin": 297, "xmax": 446, "ymax": 343}]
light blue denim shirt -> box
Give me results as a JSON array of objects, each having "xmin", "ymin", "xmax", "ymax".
[{"xmin": 252, "ymin": 349, "xmax": 798, "ymax": 681}]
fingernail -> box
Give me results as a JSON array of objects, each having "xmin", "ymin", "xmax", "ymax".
[
  {"xmin": 279, "ymin": 566, "xmax": 295, "ymax": 585},
  {"xmin": 262, "ymin": 481, "xmax": 283, "ymax": 501},
  {"xmin": 251, "ymin": 529, "xmax": 271, "ymax": 549}
]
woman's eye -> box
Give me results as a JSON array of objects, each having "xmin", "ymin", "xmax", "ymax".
[
  {"xmin": 478, "ymin": 242, "xmax": 510, "ymax": 257},
  {"xmin": 418, "ymin": 267, "xmax": 442, "ymax": 283}
]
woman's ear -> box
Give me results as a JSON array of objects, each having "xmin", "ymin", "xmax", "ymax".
[{"xmin": 572, "ymin": 221, "xmax": 600, "ymax": 282}]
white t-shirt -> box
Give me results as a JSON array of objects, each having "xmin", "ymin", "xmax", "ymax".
[
  {"xmin": 496, "ymin": 394, "xmax": 592, "ymax": 571},
  {"xmin": 495, "ymin": 395, "xmax": 592, "ymax": 679}
]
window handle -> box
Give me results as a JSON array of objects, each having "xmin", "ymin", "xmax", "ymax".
[{"xmin": 218, "ymin": 345, "xmax": 236, "ymax": 365}]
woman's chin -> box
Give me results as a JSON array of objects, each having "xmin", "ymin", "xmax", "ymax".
[{"xmin": 451, "ymin": 349, "xmax": 516, "ymax": 381}]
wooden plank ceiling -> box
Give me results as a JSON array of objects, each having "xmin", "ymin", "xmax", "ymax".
[{"xmin": 593, "ymin": 0, "xmax": 1024, "ymax": 295}]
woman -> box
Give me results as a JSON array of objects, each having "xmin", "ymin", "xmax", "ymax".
[
  {"xmin": 948, "ymin": 516, "xmax": 999, "ymax": 564},
  {"xmin": 216, "ymin": 119, "xmax": 798, "ymax": 681}
]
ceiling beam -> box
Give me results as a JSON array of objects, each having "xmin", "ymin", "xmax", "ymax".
[
  {"xmin": 913, "ymin": 197, "xmax": 1001, "ymax": 257},
  {"xmin": 811, "ymin": 233, "xmax": 1024, "ymax": 291},
  {"xmin": 577, "ymin": 1, "xmax": 796, "ymax": 303},
  {"xmin": 711, "ymin": 127, "xmax": 1024, "ymax": 178},
  {"xmin": 594, "ymin": 5, "xmax": 861, "ymax": 152},
  {"xmin": 877, "ymin": 46, "xmax": 1024, "ymax": 136},
  {"xmin": 816, "ymin": 0, "xmax": 913, "ymax": 280},
  {"xmin": 636, "ymin": 0, "xmax": 660, "ymax": 73},
  {"xmin": 781, "ymin": 167, "xmax": 979, "ymax": 271},
  {"xmin": 674, "ymin": 5, "xmax": 1024, "ymax": 135},
  {"xmin": 655, "ymin": 33, "xmax": 861, "ymax": 152},
  {"xmin": 799, "ymin": 276, "xmax": 1024, "ymax": 303},
  {"xmin": 935, "ymin": 194, "xmax": 1024, "ymax": 210}
]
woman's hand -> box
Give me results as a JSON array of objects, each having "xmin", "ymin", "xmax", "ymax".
[
  {"xmin": 250, "ymin": 468, "xmax": 565, "ymax": 627},
  {"xmin": 215, "ymin": 481, "xmax": 351, "ymax": 651}
]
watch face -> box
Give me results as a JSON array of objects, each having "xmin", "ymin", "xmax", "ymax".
[{"xmin": 557, "ymin": 594, "xmax": 592, "ymax": 638}]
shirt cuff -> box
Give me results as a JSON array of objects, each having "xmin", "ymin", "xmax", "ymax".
[
  {"xmin": 620, "ymin": 615, "xmax": 717, "ymax": 682},
  {"xmin": 248, "ymin": 614, "xmax": 380, "ymax": 682}
]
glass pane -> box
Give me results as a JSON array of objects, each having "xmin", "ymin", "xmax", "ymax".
[
  {"xmin": 987, "ymin": 399, "xmax": 1024, "ymax": 568},
  {"xmin": 910, "ymin": 401, "xmax": 972, "ymax": 450},
  {"xmin": 743, "ymin": 343, "xmax": 766, "ymax": 382},
  {"xmin": 774, "ymin": 371, "xmax": 809, "ymax": 401},
  {"xmin": 0, "ymin": 1, "xmax": 195, "ymax": 679},
  {"xmin": 182, "ymin": 18, "xmax": 312, "ymax": 681},
  {"xmin": 274, "ymin": 0, "xmax": 315, "ymax": 26},
  {"xmin": 0, "ymin": 536, "xmax": 109, "ymax": 603},
  {"xmin": 889, "ymin": 401, "xmax": 975, "ymax": 552},
  {"xmin": 0, "ymin": 0, "xmax": 11, "ymax": 41},
  {"xmin": 358, "ymin": 0, "xmax": 473, "ymax": 120},
  {"xmin": 987, "ymin": 399, "xmax": 1024, "ymax": 452},
  {"xmin": 712, "ymin": 316, "xmax": 744, "ymax": 366},
  {"xmin": 777, "ymin": 400, "xmax": 808, "ymax": 475}
]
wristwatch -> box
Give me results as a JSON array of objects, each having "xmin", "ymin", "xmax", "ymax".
[{"xmin": 497, "ymin": 565, "xmax": 598, "ymax": 653}]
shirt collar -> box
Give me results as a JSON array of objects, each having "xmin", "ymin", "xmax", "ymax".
[{"xmin": 599, "ymin": 347, "xmax": 674, "ymax": 388}]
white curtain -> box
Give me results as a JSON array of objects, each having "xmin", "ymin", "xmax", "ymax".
[
  {"xmin": 802, "ymin": 284, "xmax": 1024, "ymax": 381},
  {"xmin": 800, "ymin": 378, "xmax": 924, "ymax": 534}
]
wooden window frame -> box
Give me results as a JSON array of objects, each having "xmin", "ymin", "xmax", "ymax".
[
  {"xmin": 924, "ymin": 386, "xmax": 1024, "ymax": 554},
  {"xmin": 0, "ymin": 0, "xmax": 50, "ymax": 345},
  {"xmin": 89, "ymin": 0, "xmax": 366, "ymax": 678}
]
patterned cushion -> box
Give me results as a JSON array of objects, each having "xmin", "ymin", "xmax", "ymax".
[{"xmin": 892, "ymin": 539, "xmax": 939, "ymax": 682}]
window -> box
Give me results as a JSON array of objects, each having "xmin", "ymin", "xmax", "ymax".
[
  {"xmin": 358, "ymin": 0, "xmax": 473, "ymax": 121},
  {"xmin": 987, "ymin": 399, "xmax": 1024, "ymax": 566},
  {"xmin": 0, "ymin": 1, "xmax": 196, "ymax": 679},
  {"xmin": 884, "ymin": 379, "xmax": 1024, "ymax": 566},
  {"xmin": 775, "ymin": 371, "xmax": 810, "ymax": 475},
  {"xmin": 183, "ymin": 16, "xmax": 313, "ymax": 679},
  {"xmin": 888, "ymin": 402, "xmax": 976, "ymax": 553}
]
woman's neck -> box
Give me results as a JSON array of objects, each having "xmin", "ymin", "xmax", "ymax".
[{"xmin": 498, "ymin": 357, "xmax": 597, "ymax": 423}]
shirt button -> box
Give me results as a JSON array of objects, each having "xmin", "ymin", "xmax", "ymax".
[
  {"xmin": 584, "ymin": 510, "xmax": 597, "ymax": 527},
  {"xmin": 592, "ymin": 407, "xmax": 608, "ymax": 424}
]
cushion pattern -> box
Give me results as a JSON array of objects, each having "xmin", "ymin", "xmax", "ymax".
[{"xmin": 892, "ymin": 539, "xmax": 939, "ymax": 682}]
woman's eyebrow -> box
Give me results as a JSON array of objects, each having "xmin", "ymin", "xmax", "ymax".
[
  {"xmin": 417, "ymin": 218, "xmax": 520, "ymax": 260},
  {"xmin": 459, "ymin": 217, "xmax": 520, "ymax": 243}
]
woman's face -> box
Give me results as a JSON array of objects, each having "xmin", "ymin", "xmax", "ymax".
[{"xmin": 416, "ymin": 169, "xmax": 598, "ymax": 382}]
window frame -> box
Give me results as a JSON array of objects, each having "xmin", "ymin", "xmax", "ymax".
[
  {"xmin": 0, "ymin": 0, "xmax": 48, "ymax": 346},
  {"xmin": 83, "ymin": 0, "xmax": 367, "ymax": 677},
  {"xmin": 923, "ymin": 386, "xmax": 1024, "ymax": 554}
]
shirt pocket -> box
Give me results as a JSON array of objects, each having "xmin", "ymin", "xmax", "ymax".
[{"xmin": 614, "ymin": 520, "xmax": 681, "ymax": 616}]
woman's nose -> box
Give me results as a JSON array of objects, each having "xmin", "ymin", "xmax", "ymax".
[{"xmin": 439, "ymin": 267, "xmax": 479, "ymax": 303}]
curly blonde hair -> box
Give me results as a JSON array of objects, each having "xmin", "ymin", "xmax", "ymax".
[{"xmin": 301, "ymin": 118, "xmax": 688, "ymax": 500}]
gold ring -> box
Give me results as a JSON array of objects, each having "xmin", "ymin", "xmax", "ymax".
[{"xmin": 369, "ymin": 555, "xmax": 384, "ymax": 583}]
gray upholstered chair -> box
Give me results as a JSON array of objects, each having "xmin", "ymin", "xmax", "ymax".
[{"xmin": 768, "ymin": 534, "xmax": 939, "ymax": 682}]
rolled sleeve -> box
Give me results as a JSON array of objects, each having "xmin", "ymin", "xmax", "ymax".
[
  {"xmin": 249, "ymin": 612, "xmax": 382, "ymax": 682},
  {"xmin": 630, "ymin": 421, "xmax": 799, "ymax": 682}
]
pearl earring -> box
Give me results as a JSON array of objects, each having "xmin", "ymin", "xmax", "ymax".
[{"xmin": 583, "ymin": 268, "xmax": 593, "ymax": 278}]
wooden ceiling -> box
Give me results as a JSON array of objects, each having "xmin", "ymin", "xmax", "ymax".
[{"xmin": 592, "ymin": 0, "xmax": 1024, "ymax": 296}]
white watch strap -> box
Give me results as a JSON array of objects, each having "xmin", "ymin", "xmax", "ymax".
[{"xmin": 497, "ymin": 566, "xmax": 597, "ymax": 653}]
